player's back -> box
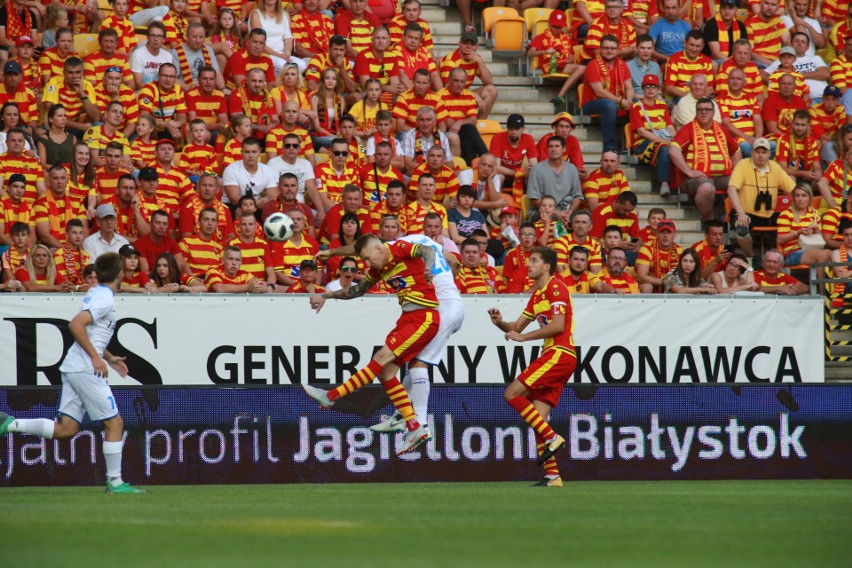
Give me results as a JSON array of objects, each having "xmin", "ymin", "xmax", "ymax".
[
  {"xmin": 59, "ymin": 285, "xmax": 117, "ymax": 373},
  {"xmin": 396, "ymin": 234, "xmax": 460, "ymax": 302}
]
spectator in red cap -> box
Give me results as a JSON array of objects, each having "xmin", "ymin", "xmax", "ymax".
[
  {"xmin": 635, "ymin": 218, "xmax": 683, "ymax": 293},
  {"xmin": 526, "ymin": 10, "xmax": 585, "ymax": 111},
  {"xmin": 630, "ymin": 73, "xmax": 675, "ymax": 196},
  {"xmin": 536, "ymin": 112, "xmax": 586, "ymax": 179},
  {"xmin": 0, "ymin": 2, "xmax": 38, "ymax": 68},
  {"xmin": 10, "ymin": 36, "xmax": 40, "ymax": 94}
]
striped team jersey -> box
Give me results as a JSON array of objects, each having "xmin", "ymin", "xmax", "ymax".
[
  {"xmin": 227, "ymin": 236, "xmax": 272, "ymax": 279},
  {"xmin": 628, "ymin": 99, "xmax": 671, "ymax": 149},
  {"xmin": 42, "ymin": 78, "xmax": 97, "ymax": 122},
  {"xmin": 582, "ymin": 168, "xmax": 630, "ymax": 205},
  {"xmin": 227, "ymin": 88, "xmax": 276, "ymax": 126},
  {"xmin": 776, "ymin": 207, "xmax": 820, "ymax": 256},
  {"xmin": 745, "ymin": 14, "xmax": 787, "ymax": 59},
  {"xmin": 92, "ymin": 83, "xmax": 140, "ymax": 130},
  {"xmin": 664, "ymin": 51, "xmax": 714, "ymax": 94},
  {"xmin": 359, "ymin": 163, "xmax": 405, "ymax": 203},
  {"xmin": 366, "ymin": 240, "xmax": 439, "ymax": 308},
  {"xmin": 31, "ymin": 194, "xmax": 86, "ymax": 243},
  {"xmin": 221, "ymin": 138, "xmax": 244, "ymax": 171},
  {"xmin": 393, "ymin": 91, "xmax": 448, "ymax": 129},
  {"xmin": 455, "ymin": 265, "xmax": 503, "ymax": 294},
  {"xmin": 597, "ymin": 270, "xmax": 640, "ymax": 293},
  {"xmin": 53, "ymin": 245, "xmax": 90, "ymax": 285},
  {"xmin": 553, "ymin": 234, "xmax": 603, "ymax": 270},
  {"xmin": 290, "ymin": 10, "xmax": 334, "ymax": 56},
  {"xmin": 101, "ymin": 197, "xmax": 142, "ymax": 239},
  {"xmin": 354, "ymin": 49, "xmax": 402, "ymax": 106},
  {"xmin": 560, "ymin": 271, "xmax": 597, "ymax": 294},
  {"xmin": 138, "ymin": 83, "xmax": 187, "ymax": 120},
  {"xmin": 304, "ymin": 53, "xmax": 354, "ymax": 85},
  {"xmin": 314, "ymin": 162, "xmax": 359, "ymax": 203},
  {"xmin": 636, "ymin": 242, "xmax": 684, "ymax": 280},
  {"xmin": 83, "ymin": 51, "xmax": 133, "ymax": 86},
  {"xmin": 829, "ymin": 55, "xmax": 852, "ymax": 89},
  {"xmin": 691, "ymin": 239, "xmax": 726, "ymax": 273},
  {"xmin": 83, "ymin": 126, "xmax": 130, "ymax": 157},
  {"xmin": 582, "ymin": 17, "xmax": 636, "ymax": 61},
  {"xmin": 66, "ymin": 171, "xmax": 95, "ymax": 207},
  {"xmin": 395, "ymin": 45, "xmax": 438, "ymax": 81},
  {"xmin": 0, "ymin": 154, "xmax": 43, "ymax": 203},
  {"xmin": 387, "ymin": 15, "xmax": 434, "ymax": 52},
  {"xmin": 162, "ymin": 11, "xmax": 189, "ymax": 47},
  {"xmin": 372, "ymin": 201, "xmax": 410, "ymax": 234},
  {"xmin": 99, "ymin": 15, "xmax": 137, "ymax": 54},
  {"xmin": 405, "ymin": 201, "xmax": 447, "ymax": 233},
  {"xmin": 131, "ymin": 138, "xmax": 156, "ymax": 168},
  {"xmin": 714, "ymin": 60, "xmax": 763, "ymax": 100},
  {"xmin": 439, "ymin": 50, "xmax": 480, "ymax": 87},
  {"xmin": 0, "ymin": 196, "xmax": 31, "ymax": 231},
  {"xmin": 265, "ymin": 124, "xmax": 313, "ymax": 159},
  {"xmin": 820, "ymin": 161, "xmax": 852, "ymax": 203},
  {"xmin": 137, "ymin": 193, "xmax": 172, "ymax": 226},
  {"xmin": 821, "ymin": 207, "xmax": 852, "ymax": 241},
  {"xmin": 185, "ymin": 87, "xmax": 227, "ymax": 127},
  {"xmin": 753, "ymin": 270, "xmax": 800, "ymax": 289},
  {"xmin": 590, "ymin": 203, "xmax": 640, "ymax": 240},
  {"xmin": 527, "ymin": 29, "xmax": 574, "ymax": 72},
  {"xmin": 268, "ymin": 234, "xmax": 320, "ymax": 278},
  {"xmin": 180, "ymin": 235, "xmax": 223, "ymax": 277},
  {"xmin": 2, "ymin": 246, "xmax": 27, "ymax": 273},
  {"xmin": 408, "ymin": 164, "xmax": 459, "ymax": 203},
  {"xmin": 286, "ymin": 280, "xmax": 325, "ymax": 293},
  {"xmin": 178, "ymin": 197, "xmax": 233, "ymax": 242},
  {"xmin": 522, "ymin": 275, "xmax": 575, "ymax": 353},
  {"xmin": 14, "ymin": 57, "xmax": 40, "ymax": 92},
  {"xmin": 205, "ymin": 266, "xmax": 253, "ymax": 290},
  {"xmin": 177, "ymin": 143, "xmax": 219, "ymax": 174},
  {"xmin": 0, "ymin": 85, "xmax": 38, "ymax": 125},
  {"xmin": 826, "ymin": 20, "xmax": 850, "ymax": 62},
  {"xmin": 436, "ymin": 88, "xmax": 477, "ymax": 122},
  {"xmin": 224, "ymin": 50, "xmax": 275, "ymax": 90},
  {"xmin": 122, "ymin": 269, "xmax": 152, "ymax": 288},
  {"xmin": 334, "ymin": 11, "xmax": 380, "ymax": 55},
  {"xmin": 93, "ymin": 166, "xmax": 125, "ymax": 201},
  {"xmin": 717, "ymin": 94, "xmax": 761, "ymax": 138},
  {"xmin": 776, "ymin": 133, "xmax": 820, "ymax": 171},
  {"xmin": 810, "ymin": 102, "xmax": 847, "ymax": 139},
  {"xmin": 671, "ymin": 121, "xmax": 737, "ymax": 177},
  {"xmin": 38, "ymin": 48, "xmax": 71, "ymax": 84},
  {"xmin": 533, "ymin": 219, "xmax": 568, "ymax": 246},
  {"xmin": 155, "ymin": 165, "xmax": 194, "ymax": 210},
  {"xmin": 767, "ymin": 69, "xmax": 809, "ymax": 98}
]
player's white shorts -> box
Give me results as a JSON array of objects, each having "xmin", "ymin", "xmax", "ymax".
[
  {"xmin": 416, "ymin": 298, "xmax": 465, "ymax": 366},
  {"xmin": 58, "ymin": 372, "xmax": 120, "ymax": 423}
]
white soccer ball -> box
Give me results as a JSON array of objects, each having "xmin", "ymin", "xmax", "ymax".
[{"xmin": 263, "ymin": 212, "xmax": 295, "ymax": 242}]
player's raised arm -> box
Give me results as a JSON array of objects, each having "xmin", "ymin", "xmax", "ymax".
[
  {"xmin": 315, "ymin": 244, "xmax": 357, "ymax": 262},
  {"xmin": 309, "ymin": 279, "xmax": 375, "ymax": 311},
  {"xmin": 412, "ymin": 243, "xmax": 436, "ymax": 279}
]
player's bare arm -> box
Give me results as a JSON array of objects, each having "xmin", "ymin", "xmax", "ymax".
[
  {"xmin": 412, "ymin": 244, "xmax": 436, "ymax": 280},
  {"xmin": 315, "ymin": 244, "xmax": 356, "ymax": 262},
  {"xmin": 310, "ymin": 279, "xmax": 375, "ymax": 312},
  {"xmin": 488, "ymin": 308, "xmax": 532, "ymax": 335},
  {"xmin": 509, "ymin": 313, "xmax": 565, "ymax": 343}
]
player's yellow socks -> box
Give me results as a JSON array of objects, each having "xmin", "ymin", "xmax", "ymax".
[
  {"xmin": 508, "ymin": 396, "xmax": 556, "ymax": 440},
  {"xmin": 537, "ymin": 437, "xmax": 560, "ymax": 478},
  {"xmin": 329, "ymin": 360, "xmax": 383, "ymax": 401},
  {"xmin": 382, "ymin": 377, "xmax": 420, "ymax": 431}
]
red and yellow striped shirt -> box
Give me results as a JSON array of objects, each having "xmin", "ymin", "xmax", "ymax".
[
  {"xmin": 314, "ymin": 162, "xmax": 359, "ymax": 203},
  {"xmin": 290, "ymin": 10, "xmax": 334, "ymax": 56},
  {"xmin": 405, "ymin": 200, "xmax": 447, "ymax": 233},
  {"xmin": 717, "ymin": 94, "xmax": 761, "ymax": 139},
  {"xmin": 180, "ymin": 235, "xmax": 224, "ymax": 277},
  {"xmin": 177, "ymin": 143, "xmax": 219, "ymax": 174},
  {"xmin": 387, "ymin": 15, "xmax": 433, "ymax": 52},
  {"xmin": 408, "ymin": 164, "xmax": 459, "ymax": 203},
  {"xmin": 393, "ymin": 91, "xmax": 448, "ymax": 129},
  {"xmin": 0, "ymin": 84, "xmax": 38, "ymax": 125},
  {"xmin": 439, "ymin": 49, "xmax": 480, "ymax": 87},
  {"xmin": 185, "ymin": 86, "xmax": 227, "ymax": 127},
  {"xmin": 776, "ymin": 133, "xmax": 820, "ymax": 171},
  {"xmin": 155, "ymin": 165, "xmax": 194, "ymax": 210},
  {"xmin": 810, "ymin": 102, "xmax": 847, "ymax": 139},
  {"xmin": 359, "ymin": 162, "xmax": 405, "ymax": 203},
  {"xmin": 435, "ymin": 87, "xmax": 477, "ymax": 122},
  {"xmin": 354, "ymin": 49, "xmax": 402, "ymax": 106},
  {"xmin": 42, "ymin": 78, "xmax": 97, "ymax": 122},
  {"xmin": 0, "ymin": 196, "xmax": 32, "ymax": 231},
  {"xmin": 777, "ymin": 207, "xmax": 820, "ymax": 256},
  {"xmin": 582, "ymin": 168, "xmax": 630, "ymax": 205},
  {"xmin": 91, "ymin": 83, "xmax": 140, "ymax": 130},
  {"xmin": 745, "ymin": 14, "xmax": 787, "ymax": 59},
  {"xmin": 455, "ymin": 265, "xmax": 503, "ymax": 294},
  {"xmin": 83, "ymin": 51, "xmax": 133, "ymax": 86},
  {"xmin": 38, "ymin": 48, "xmax": 72, "ymax": 85},
  {"xmin": 99, "ymin": 15, "xmax": 138, "ymax": 54},
  {"xmin": 138, "ymin": 83, "xmax": 187, "ymax": 120},
  {"xmin": 269, "ymin": 235, "xmax": 321, "ymax": 277},
  {"xmin": 714, "ymin": 60, "xmax": 763, "ymax": 100},
  {"xmin": 664, "ymin": 51, "xmax": 715, "ymax": 94},
  {"xmin": 93, "ymin": 166, "xmax": 126, "ymax": 202},
  {"xmin": 0, "ymin": 154, "xmax": 43, "ymax": 203},
  {"xmin": 829, "ymin": 55, "xmax": 852, "ymax": 89},
  {"xmin": 227, "ymin": 236, "xmax": 272, "ymax": 279},
  {"xmin": 53, "ymin": 245, "xmax": 91, "ymax": 285}
]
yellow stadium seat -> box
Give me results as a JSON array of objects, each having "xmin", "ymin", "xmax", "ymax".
[
  {"xmin": 483, "ymin": 8, "xmax": 527, "ymax": 58},
  {"xmin": 530, "ymin": 48, "xmax": 569, "ymax": 85},
  {"xmin": 476, "ymin": 119, "xmax": 504, "ymax": 147},
  {"xmin": 524, "ymin": 7, "xmax": 552, "ymax": 34},
  {"xmin": 483, "ymin": 6, "xmax": 520, "ymax": 31},
  {"xmin": 98, "ymin": 0, "xmax": 114, "ymax": 17},
  {"xmin": 74, "ymin": 34, "xmax": 99, "ymax": 57}
]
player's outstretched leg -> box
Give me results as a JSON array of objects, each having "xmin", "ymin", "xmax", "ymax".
[
  {"xmin": 0, "ymin": 411, "xmax": 56, "ymax": 438},
  {"xmin": 302, "ymin": 360, "xmax": 385, "ymax": 409}
]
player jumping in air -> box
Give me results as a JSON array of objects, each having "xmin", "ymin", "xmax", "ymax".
[
  {"xmin": 0, "ymin": 253, "xmax": 144, "ymax": 493},
  {"xmin": 488, "ymin": 246, "xmax": 577, "ymax": 487},
  {"xmin": 303, "ymin": 233, "xmax": 440, "ymax": 455}
]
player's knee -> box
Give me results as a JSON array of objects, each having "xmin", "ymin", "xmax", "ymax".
[{"xmin": 103, "ymin": 414, "xmax": 124, "ymax": 435}]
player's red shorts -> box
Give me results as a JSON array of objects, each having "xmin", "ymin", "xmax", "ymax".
[
  {"xmin": 518, "ymin": 347, "xmax": 576, "ymax": 408},
  {"xmin": 386, "ymin": 307, "xmax": 440, "ymax": 365}
]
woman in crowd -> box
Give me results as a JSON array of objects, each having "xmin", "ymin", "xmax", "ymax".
[
  {"xmin": 67, "ymin": 141, "xmax": 98, "ymax": 221},
  {"xmin": 324, "ymin": 212, "xmax": 363, "ymax": 281},
  {"xmin": 663, "ymin": 249, "xmax": 717, "ymax": 294},
  {"xmin": 324, "ymin": 255, "xmax": 359, "ymax": 293},
  {"xmin": 310, "ymin": 67, "xmax": 346, "ymax": 150},
  {"xmin": 776, "ymin": 183, "xmax": 832, "ymax": 267},
  {"xmin": 38, "ymin": 104, "xmax": 74, "ymax": 168},
  {"xmin": 272, "ymin": 63, "xmax": 314, "ymax": 126},
  {"xmin": 709, "ymin": 253, "xmax": 760, "ymax": 293},
  {"xmin": 15, "ymin": 244, "xmax": 73, "ymax": 292},
  {"xmin": 149, "ymin": 252, "xmax": 206, "ymax": 293},
  {"xmin": 249, "ymin": 0, "xmax": 304, "ymax": 74}
]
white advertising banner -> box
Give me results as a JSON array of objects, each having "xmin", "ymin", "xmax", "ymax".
[{"xmin": 0, "ymin": 294, "xmax": 824, "ymax": 385}]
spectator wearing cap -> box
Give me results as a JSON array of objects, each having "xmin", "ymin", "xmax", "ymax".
[
  {"xmin": 824, "ymin": 4, "xmax": 852, "ymax": 63},
  {"xmin": 536, "ymin": 112, "xmax": 586, "ymax": 179},
  {"xmin": 670, "ymin": 98, "xmax": 741, "ymax": 227},
  {"xmin": 438, "ymin": 31, "xmax": 498, "ymax": 119},
  {"xmin": 31, "ymin": 165, "xmax": 87, "ymax": 249},
  {"xmin": 285, "ymin": 259, "xmax": 325, "ymax": 293},
  {"xmin": 153, "ymin": 138, "xmax": 194, "ymax": 210},
  {"xmin": 0, "ymin": 127, "xmax": 44, "ymax": 202},
  {"xmin": 40, "ymin": 56, "xmax": 100, "ymax": 138},
  {"xmin": 527, "ymin": 135, "xmax": 582, "ymax": 218},
  {"xmin": 0, "ymin": 173, "xmax": 35, "ymax": 248},
  {"xmin": 437, "ymin": 67, "xmax": 488, "ymax": 166},
  {"xmin": 811, "ymin": 85, "xmax": 847, "ymax": 147},
  {"xmin": 9, "ymin": 35, "xmax": 40, "ymax": 94},
  {"xmin": 630, "ymin": 74, "xmax": 675, "ymax": 196},
  {"xmin": 628, "ymin": 34, "xmax": 663, "ymax": 98},
  {"xmin": 703, "ymin": 0, "xmax": 748, "ymax": 63},
  {"xmin": 134, "ymin": 167, "xmax": 169, "ymax": 228},
  {"xmin": 487, "ymin": 205, "xmax": 520, "ymax": 255},
  {"xmin": 635, "ymin": 219, "xmax": 683, "ymax": 293},
  {"xmin": 119, "ymin": 243, "xmax": 158, "ymax": 293},
  {"xmin": 829, "ymin": 35, "xmax": 852, "ymax": 113},
  {"xmin": 139, "ymin": 62, "xmax": 187, "ymax": 142},
  {"xmin": 781, "ymin": 0, "xmax": 826, "ymax": 59},
  {"xmin": 83, "ymin": 28, "xmax": 135, "ymax": 91},
  {"xmin": 582, "ymin": 1, "xmax": 637, "ymax": 62},
  {"xmin": 0, "ymin": 60, "xmax": 37, "ymax": 132},
  {"xmin": 727, "ymin": 136, "xmax": 795, "ymax": 265},
  {"xmin": 717, "ymin": 67, "xmax": 766, "ymax": 159},
  {"xmin": 580, "ymin": 34, "xmax": 634, "ymax": 153},
  {"xmin": 664, "ymin": 30, "xmax": 716, "ymax": 102},
  {"xmin": 489, "ymin": 114, "xmax": 539, "ymax": 204},
  {"xmin": 582, "ymin": 150, "xmax": 631, "ymax": 211},
  {"xmin": 0, "ymin": 2, "xmax": 39, "ymax": 66},
  {"xmin": 745, "ymin": 0, "xmax": 791, "ymax": 69},
  {"xmin": 763, "ymin": 73, "xmax": 809, "ymax": 141},
  {"xmin": 762, "ymin": 44, "xmax": 815, "ymax": 100},
  {"xmin": 80, "ymin": 203, "xmax": 124, "ymax": 258},
  {"xmin": 525, "ymin": 10, "xmax": 585, "ymax": 110}
]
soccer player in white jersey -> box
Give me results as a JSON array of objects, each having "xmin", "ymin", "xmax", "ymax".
[
  {"xmin": 0, "ymin": 253, "xmax": 144, "ymax": 494},
  {"xmin": 317, "ymin": 232, "xmax": 463, "ymax": 437}
]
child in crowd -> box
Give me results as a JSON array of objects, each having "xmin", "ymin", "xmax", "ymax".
[
  {"xmin": 236, "ymin": 195, "xmax": 265, "ymax": 238},
  {"xmin": 349, "ymin": 78, "xmax": 385, "ymax": 139},
  {"xmin": 211, "ymin": 7, "xmax": 242, "ymax": 71},
  {"xmin": 639, "ymin": 207, "xmax": 666, "ymax": 244},
  {"xmin": 365, "ymin": 110, "xmax": 402, "ymax": 168},
  {"xmin": 310, "ymin": 68, "xmax": 346, "ymax": 148},
  {"xmin": 119, "ymin": 244, "xmax": 156, "ymax": 293},
  {"xmin": 336, "ymin": 114, "xmax": 364, "ymax": 167},
  {"xmin": 13, "ymin": 37, "xmax": 40, "ymax": 94},
  {"xmin": 82, "ymin": 264, "xmax": 98, "ymax": 285},
  {"xmin": 223, "ymin": 114, "xmax": 252, "ymax": 170},
  {"xmin": 162, "ymin": 0, "xmax": 191, "ymax": 48},
  {"xmin": 534, "ymin": 195, "xmax": 569, "ymax": 246},
  {"xmin": 1, "ymin": 223, "xmax": 30, "ymax": 283},
  {"xmin": 41, "ymin": 6, "xmax": 70, "ymax": 50},
  {"xmin": 489, "ymin": 206, "xmax": 521, "ymax": 258},
  {"xmin": 448, "ymin": 185, "xmax": 487, "ymax": 245},
  {"xmin": 100, "ymin": 0, "xmax": 137, "ymax": 55},
  {"xmin": 178, "ymin": 119, "xmax": 219, "ymax": 183},
  {"xmin": 131, "ymin": 115, "xmax": 157, "ymax": 170}
]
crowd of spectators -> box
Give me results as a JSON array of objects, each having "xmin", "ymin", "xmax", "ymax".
[{"xmin": 0, "ymin": 0, "xmax": 849, "ymax": 299}]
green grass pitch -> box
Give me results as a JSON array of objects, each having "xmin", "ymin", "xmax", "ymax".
[{"xmin": 1, "ymin": 481, "xmax": 850, "ymax": 568}]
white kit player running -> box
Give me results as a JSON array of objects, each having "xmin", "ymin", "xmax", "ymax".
[
  {"xmin": 317, "ymin": 233, "xmax": 464, "ymax": 436},
  {"xmin": 0, "ymin": 253, "xmax": 144, "ymax": 494}
]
